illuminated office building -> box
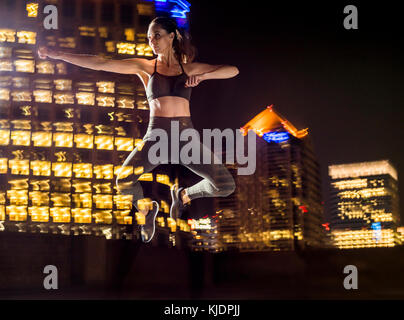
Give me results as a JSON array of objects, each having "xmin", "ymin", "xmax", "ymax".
[
  {"xmin": 0, "ymin": 0, "xmax": 193, "ymax": 245},
  {"xmin": 328, "ymin": 160, "xmax": 400, "ymax": 249},
  {"xmin": 191, "ymin": 106, "xmax": 326, "ymax": 252},
  {"xmin": 188, "ymin": 216, "xmax": 224, "ymax": 253}
]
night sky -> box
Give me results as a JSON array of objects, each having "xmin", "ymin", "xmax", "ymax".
[{"xmin": 182, "ymin": 1, "xmax": 403, "ymax": 222}]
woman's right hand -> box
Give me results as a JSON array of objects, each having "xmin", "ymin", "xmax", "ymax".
[{"xmin": 38, "ymin": 46, "xmax": 61, "ymax": 59}]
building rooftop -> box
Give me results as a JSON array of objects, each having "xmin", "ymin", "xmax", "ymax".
[{"xmin": 240, "ymin": 105, "xmax": 308, "ymax": 139}]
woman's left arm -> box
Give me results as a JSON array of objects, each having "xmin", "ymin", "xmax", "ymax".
[
  {"xmin": 185, "ymin": 63, "xmax": 239, "ymax": 87},
  {"xmin": 199, "ymin": 64, "xmax": 239, "ymax": 80}
]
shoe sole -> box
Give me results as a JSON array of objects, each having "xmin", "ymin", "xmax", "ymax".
[
  {"xmin": 170, "ymin": 184, "xmax": 179, "ymax": 220},
  {"xmin": 141, "ymin": 200, "xmax": 159, "ymax": 243}
]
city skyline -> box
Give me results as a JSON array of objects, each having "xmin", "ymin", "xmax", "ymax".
[{"xmin": 187, "ymin": 1, "xmax": 402, "ymax": 223}]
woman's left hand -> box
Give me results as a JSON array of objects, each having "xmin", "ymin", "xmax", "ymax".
[{"xmin": 185, "ymin": 74, "xmax": 204, "ymax": 87}]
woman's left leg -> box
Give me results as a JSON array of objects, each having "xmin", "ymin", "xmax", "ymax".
[{"xmin": 179, "ymin": 139, "xmax": 236, "ymax": 201}]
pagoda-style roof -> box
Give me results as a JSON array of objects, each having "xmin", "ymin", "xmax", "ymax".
[{"xmin": 240, "ymin": 105, "xmax": 308, "ymax": 139}]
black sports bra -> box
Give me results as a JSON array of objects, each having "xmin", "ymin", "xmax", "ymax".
[{"xmin": 146, "ymin": 59, "xmax": 192, "ymax": 102}]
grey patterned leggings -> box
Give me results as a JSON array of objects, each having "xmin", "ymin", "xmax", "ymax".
[{"xmin": 115, "ymin": 116, "xmax": 236, "ymax": 210}]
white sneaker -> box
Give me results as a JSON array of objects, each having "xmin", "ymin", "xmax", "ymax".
[{"xmin": 140, "ymin": 200, "xmax": 159, "ymax": 243}]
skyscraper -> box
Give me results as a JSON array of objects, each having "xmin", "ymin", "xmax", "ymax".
[
  {"xmin": 192, "ymin": 105, "xmax": 326, "ymax": 252},
  {"xmin": 0, "ymin": 0, "xmax": 193, "ymax": 245},
  {"xmin": 328, "ymin": 160, "xmax": 400, "ymax": 249}
]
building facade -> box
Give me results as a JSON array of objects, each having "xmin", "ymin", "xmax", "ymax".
[
  {"xmin": 191, "ymin": 106, "xmax": 326, "ymax": 252},
  {"xmin": 328, "ymin": 160, "xmax": 400, "ymax": 249},
  {"xmin": 0, "ymin": 0, "xmax": 193, "ymax": 246}
]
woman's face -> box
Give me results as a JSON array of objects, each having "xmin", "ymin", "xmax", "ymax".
[{"xmin": 147, "ymin": 23, "xmax": 174, "ymax": 54}]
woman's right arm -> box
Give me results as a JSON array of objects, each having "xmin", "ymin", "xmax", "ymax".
[{"xmin": 37, "ymin": 46, "xmax": 145, "ymax": 74}]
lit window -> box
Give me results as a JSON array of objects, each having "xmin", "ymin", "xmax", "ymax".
[
  {"xmin": 0, "ymin": 59, "xmax": 12, "ymax": 71},
  {"xmin": 116, "ymin": 42, "xmax": 136, "ymax": 55},
  {"xmin": 125, "ymin": 28, "xmax": 135, "ymax": 41},
  {"xmin": 33, "ymin": 90, "xmax": 52, "ymax": 103},
  {"xmin": 94, "ymin": 164, "xmax": 113, "ymax": 179},
  {"xmin": 114, "ymin": 195, "xmax": 133, "ymax": 210},
  {"xmin": 117, "ymin": 97, "xmax": 135, "ymax": 109},
  {"xmin": 105, "ymin": 41, "xmax": 115, "ymax": 52},
  {"xmin": 0, "ymin": 47, "xmax": 12, "ymax": 58},
  {"xmin": 96, "ymin": 95, "xmax": 115, "ymax": 107},
  {"xmin": 0, "ymin": 158, "xmax": 7, "ymax": 173},
  {"xmin": 73, "ymin": 163, "xmax": 93, "ymax": 178},
  {"xmin": 29, "ymin": 207, "xmax": 49, "ymax": 222},
  {"xmin": 11, "ymin": 90, "xmax": 31, "ymax": 101},
  {"xmin": 36, "ymin": 61, "xmax": 55, "ymax": 74},
  {"xmin": 6, "ymin": 206, "xmax": 27, "ymax": 221},
  {"xmin": 11, "ymin": 130, "xmax": 31, "ymax": 146},
  {"xmin": 14, "ymin": 59, "xmax": 35, "ymax": 73},
  {"xmin": 54, "ymin": 93, "xmax": 74, "ymax": 104},
  {"xmin": 54, "ymin": 79, "xmax": 72, "ymax": 91},
  {"xmin": 31, "ymin": 160, "xmax": 51, "ymax": 176},
  {"xmin": 13, "ymin": 77, "xmax": 30, "ymax": 88},
  {"xmin": 74, "ymin": 134, "xmax": 93, "ymax": 149},
  {"xmin": 29, "ymin": 192, "xmax": 49, "ymax": 206},
  {"xmin": 93, "ymin": 194, "xmax": 113, "ymax": 209},
  {"xmin": 26, "ymin": 3, "xmax": 39, "ymax": 17},
  {"xmin": 58, "ymin": 37, "xmax": 76, "ymax": 48},
  {"xmin": 94, "ymin": 210, "xmax": 113, "ymax": 224},
  {"xmin": 53, "ymin": 133, "xmax": 73, "ymax": 147},
  {"xmin": 114, "ymin": 165, "xmax": 133, "ymax": 179},
  {"xmin": 95, "ymin": 135, "xmax": 114, "ymax": 150},
  {"xmin": 56, "ymin": 62, "xmax": 67, "ymax": 74},
  {"xmin": 0, "ymin": 29, "xmax": 16, "ymax": 42},
  {"xmin": 72, "ymin": 208, "xmax": 92, "ymax": 223},
  {"xmin": 72, "ymin": 193, "xmax": 92, "ymax": 208},
  {"xmin": 115, "ymin": 137, "xmax": 133, "ymax": 151},
  {"xmin": 17, "ymin": 31, "xmax": 36, "ymax": 44},
  {"xmin": 52, "ymin": 162, "xmax": 72, "ymax": 177},
  {"xmin": 76, "ymin": 92, "xmax": 95, "ymax": 105},
  {"xmin": 98, "ymin": 27, "xmax": 108, "ymax": 38},
  {"xmin": 114, "ymin": 210, "xmax": 132, "ymax": 224},
  {"xmin": 136, "ymin": 43, "xmax": 153, "ymax": 57},
  {"xmin": 96, "ymin": 81, "xmax": 115, "ymax": 93},
  {"xmin": 156, "ymin": 174, "xmax": 171, "ymax": 186},
  {"xmin": 45, "ymin": 35, "xmax": 56, "ymax": 47},
  {"xmin": 50, "ymin": 207, "xmax": 71, "ymax": 223},
  {"xmin": 9, "ymin": 159, "xmax": 29, "ymax": 175},
  {"xmin": 139, "ymin": 173, "xmax": 153, "ymax": 181},
  {"xmin": 0, "ymin": 88, "xmax": 10, "ymax": 100},
  {"xmin": 53, "ymin": 122, "xmax": 73, "ymax": 132},
  {"xmin": 51, "ymin": 193, "xmax": 71, "ymax": 207},
  {"xmin": 79, "ymin": 26, "xmax": 96, "ymax": 37}
]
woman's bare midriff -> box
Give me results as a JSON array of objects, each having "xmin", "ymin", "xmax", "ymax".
[
  {"xmin": 137, "ymin": 59, "xmax": 191, "ymax": 118},
  {"xmin": 149, "ymin": 96, "xmax": 191, "ymax": 117}
]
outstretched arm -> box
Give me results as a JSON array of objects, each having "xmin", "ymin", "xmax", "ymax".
[
  {"xmin": 37, "ymin": 46, "xmax": 145, "ymax": 74},
  {"xmin": 185, "ymin": 62, "xmax": 239, "ymax": 87}
]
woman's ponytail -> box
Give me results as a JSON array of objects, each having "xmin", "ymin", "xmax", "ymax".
[{"xmin": 151, "ymin": 17, "xmax": 197, "ymax": 64}]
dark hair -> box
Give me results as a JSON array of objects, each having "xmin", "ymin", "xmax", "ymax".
[{"xmin": 150, "ymin": 16, "xmax": 197, "ymax": 63}]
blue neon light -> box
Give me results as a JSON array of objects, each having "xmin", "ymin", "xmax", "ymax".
[
  {"xmin": 371, "ymin": 222, "xmax": 382, "ymax": 242},
  {"xmin": 262, "ymin": 132, "xmax": 290, "ymax": 143},
  {"xmin": 170, "ymin": 8, "xmax": 187, "ymax": 19},
  {"xmin": 152, "ymin": 0, "xmax": 191, "ymax": 28}
]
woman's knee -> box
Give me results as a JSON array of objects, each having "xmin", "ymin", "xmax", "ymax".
[{"xmin": 214, "ymin": 172, "xmax": 236, "ymax": 197}]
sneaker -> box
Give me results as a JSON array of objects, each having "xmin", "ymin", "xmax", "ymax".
[
  {"xmin": 139, "ymin": 200, "xmax": 159, "ymax": 243},
  {"xmin": 170, "ymin": 184, "xmax": 189, "ymax": 220}
]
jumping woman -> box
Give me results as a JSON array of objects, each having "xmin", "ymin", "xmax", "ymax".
[{"xmin": 38, "ymin": 16, "xmax": 238, "ymax": 243}]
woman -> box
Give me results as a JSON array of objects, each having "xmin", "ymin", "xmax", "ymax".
[{"xmin": 38, "ymin": 16, "xmax": 238, "ymax": 243}]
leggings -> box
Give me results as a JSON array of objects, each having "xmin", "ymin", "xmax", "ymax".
[{"xmin": 115, "ymin": 116, "xmax": 236, "ymax": 211}]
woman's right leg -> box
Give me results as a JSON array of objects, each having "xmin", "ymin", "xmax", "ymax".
[{"xmin": 115, "ymin": 138, "xmax": 160, "ymax": 212}]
